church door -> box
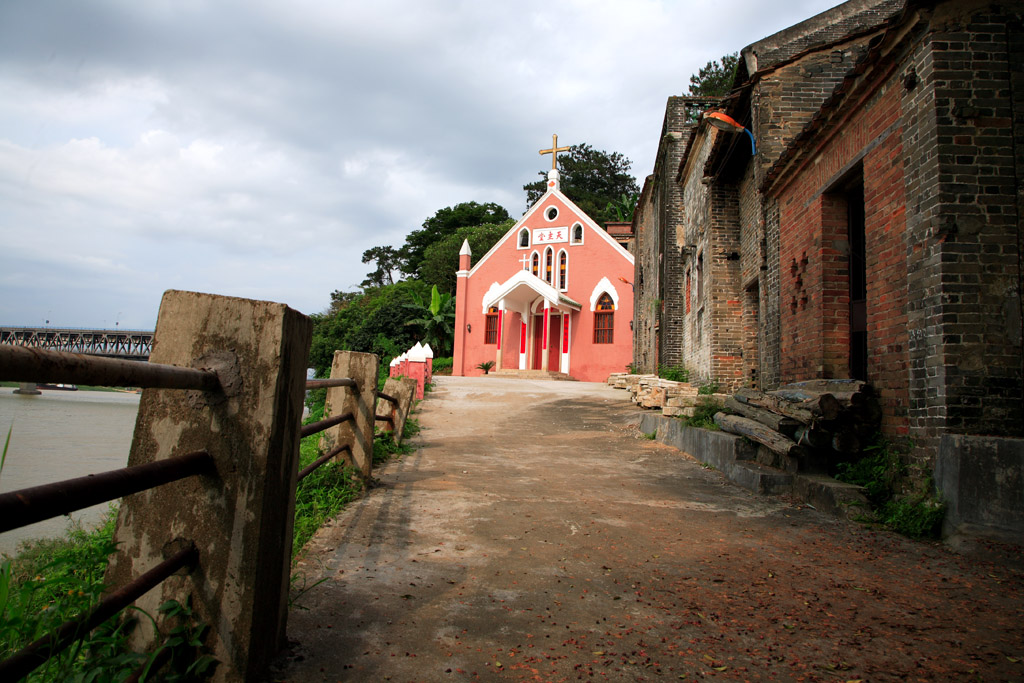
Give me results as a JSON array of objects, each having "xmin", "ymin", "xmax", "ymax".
[{"xmin": 547, "ymin": 315, "xmax": 562, "ymax": 372}]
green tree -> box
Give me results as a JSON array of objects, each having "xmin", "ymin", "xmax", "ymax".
[
  {"xmin": 605, "ymin": 193, "xmax": 640, "ymax": 223},
  {"xmin": 360, "ymin": 245, "xmax": 402, "ymax": 288},
  {"xmin": 309, "ymin": 280, "xmax": 427, "ymax": 376},
  {"xmin": 687, "ymin": 53, "xmax": 739, "ymax": 98},
  {"xmin": 523, "ymin": 144, "xmax": 640, "ymax": 228},
  {"xmin": 419, "ymin": 219, "xmax": 514, "ymax": 295},
  {"xmin": 403, "ymin": 285, "xmax": 456, "ymax": 356},
  {"xmin": 399, "ymin": 201, "xmax": 511, "ymax": 277}
]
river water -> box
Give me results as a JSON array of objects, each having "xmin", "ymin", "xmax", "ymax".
[{"xmin": 0, "ymin": 388, "xmax": 139, "ymax": 557}]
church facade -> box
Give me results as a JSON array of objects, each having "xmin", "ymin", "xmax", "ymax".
[{"xmin": 452, "ymin": 161, "xmax": 634, "ymax": 383}]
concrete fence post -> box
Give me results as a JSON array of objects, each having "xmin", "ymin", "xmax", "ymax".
[
  {"xmin": 407, "ymin": 344, "xmax": 427, "ymax": 399},
  {"xmin": 105, "ymin": 290, "xmax": 312, "ymax": 683},
  {"xmin": 423, "ymin": 343, "xmax": 434, "ymax": 385},
  {"xmin": 378, "ymin": 376, "xmax": 417, "ymax": 444},
  {"xmin": 321, "ymin": 350, "xmax": 378, "ymax": 479}
]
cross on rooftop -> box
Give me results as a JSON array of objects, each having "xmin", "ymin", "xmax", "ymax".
[{"xmin": 539, "ymin": 133, "xmax": 570, "ymax": 171}]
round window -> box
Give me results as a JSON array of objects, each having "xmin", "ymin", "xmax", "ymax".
[{"xmin": 545, "ymin": 206, "xmax": 558, "ymax": 221}]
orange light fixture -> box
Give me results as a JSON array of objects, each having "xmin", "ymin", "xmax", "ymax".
[{"xmin": 704, "ymin": 111, "xmax": 756, "ymax": 155}]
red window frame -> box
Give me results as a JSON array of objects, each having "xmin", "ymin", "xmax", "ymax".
[
  {"xmin": 593, "ymin": 294, "xmax": 614, "ymax": 344},
  {"xmin": 484, "ymin": 307, "xmax": 499, "ymax": 344}
]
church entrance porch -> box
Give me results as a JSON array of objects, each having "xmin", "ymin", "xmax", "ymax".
[{"xmin": 531, "ymin": 314, "xmax": 562, "ymax": 372}]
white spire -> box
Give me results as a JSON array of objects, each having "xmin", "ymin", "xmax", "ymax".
[
  {"xmin": 460, "ymin": 239, "xmax": 471, "ymax": 256},
  {"xmin": 547, "ymin": 168, "xmax": 559, "ymax": 192}
]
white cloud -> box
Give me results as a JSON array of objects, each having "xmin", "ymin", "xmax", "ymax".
[{"xmin": 0, "ymin": 0, "xmax": 845, "ymax": 328}]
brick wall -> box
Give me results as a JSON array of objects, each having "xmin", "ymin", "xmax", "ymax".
[
  {"xmin": 632, "ymin": 177, "xmax": 659, "ymax": 372},
  {"xmin": 776, "ymin": 76, "xmax": 911, "ymax": 435},
  {"xmin": 902, "ymin": 5, "xmax": 1024, "ymax": 455}
]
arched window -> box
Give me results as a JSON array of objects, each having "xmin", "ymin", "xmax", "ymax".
[
  {"xmin": 558, "ymin": 250, "xmax": 568, "ymax": 290},
  {"xmin": 485, "ymin": 307, "xmax": 499, "ymax": 344},
  {"xmin": 571, "ymin": 223, "xmax": 584, "ymax": 245},
  {"xmin": 593, "ymin": 294, "xmax": 614, "ymax": 344},
  {"xmin": 531, "ymin": 252, "xmax": 540, "ymax": 277},
  {"xmin": 544, "ymin": 247, "xmax": 554, "ymax": 284},
  {"xmin": 518, "ymin": 228, "xmax": 530, "ymax": 248}
]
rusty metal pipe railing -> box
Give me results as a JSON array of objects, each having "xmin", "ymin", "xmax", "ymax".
[
  {"xmin": 0, "ymin": 545, "xmax": 198, "ymax": 682},
  {"xmin": 375, "ymin": 414, "xmax": 394, "ymax": 425},
  {"xmin": 297, "ymin": 443, "xmax": 352, "ymax": 482},
  {"xmin": 305, "ymin": 378, "xmax": 357, "ymax": 390},
  {"xmin": 377, "ymin": 391, "xmax": 398, "ymax": 405},
  {"xmin": 0, "ymin": 345, "xmax": 221, "ymax": 391},
  {"xmin": 0, "ymin": 451, "xmax": 216, "ymax": 533},
  {"xmin": 300, "ymin": 411, "xmax": 354, "ymax": 439}
]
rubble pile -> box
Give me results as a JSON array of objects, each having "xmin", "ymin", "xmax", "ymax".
[{"xmin": 606, "ymin": 373, "xmax": 726, "ymax": 417}]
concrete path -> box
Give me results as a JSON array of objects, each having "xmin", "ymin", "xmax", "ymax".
[{"xmin": 274, "ymin": 376, "xmax": 1023, "ymax": 682}]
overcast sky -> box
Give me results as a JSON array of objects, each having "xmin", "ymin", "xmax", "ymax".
[{"xmin": 0, "ymin": 0, "xmax": 843, "ymax": 329}]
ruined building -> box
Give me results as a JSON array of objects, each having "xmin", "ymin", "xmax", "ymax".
[{"xmin": 633, "ymin": 0, "xmax": 1023, "ymax": 485}]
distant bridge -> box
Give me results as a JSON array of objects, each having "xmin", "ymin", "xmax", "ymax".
[{"xmin": 0, "ymin": 327, "xmax": 154, "ymax": 360}]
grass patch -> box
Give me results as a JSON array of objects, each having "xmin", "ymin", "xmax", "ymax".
[
  {"xmin": 0, "ymin": 512, "xmax": 141, "ymax": 681},
  {"xmin": 677, "ymin": 397, "xmax": 722, "ymax": 430},
  {"xmin": 657, "ymin": 364, "xmax": 690, "ymax": 383},
  {"xmin": 835, "ymin": 437, "xmax": 945, "ymax": 539}
]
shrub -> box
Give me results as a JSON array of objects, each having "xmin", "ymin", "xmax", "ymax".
[
  {"xmin": 835, "ymin": 437, "xmax": 945, "ymax": 539},
  {"xmin": 657, "ymin": 364, "xmax": 689, "ymax": 383}
]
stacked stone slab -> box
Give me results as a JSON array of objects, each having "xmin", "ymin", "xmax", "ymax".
[{"xmin": 607, "ymin": 373, "xmax": 727, "ymax": 417}]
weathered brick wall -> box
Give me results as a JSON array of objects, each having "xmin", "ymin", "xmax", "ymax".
[
  {"xmin": 902, "ymin": 5, "xmax": 1024, "ymax": 456},
  {"xmin": 752, "ymin": 33, "xmax": 882, "ymax": 391},
  {"xmin": 776, "ymin": 76, "xmax": 910, "ymax": 435},
  {"xmin": 738, "ymin": 163, "xmax": 765, "ymax": 388},
  {"xmin": 632, "ymin": 178, "xmax": 659, "ymax": 373},
  {"xmin": 762, "ymin": 198, "xmax": 782, "ymax": 389},
  {"xmin": 679, "ymin": 128, "xmax": 715, "ymax": 378},
  {"xmin": 708, "ymin": 183, "xmax": 745, "ymax": 388},
  {"xmin": 659, "ymin": 98, "xmax": 711, "ymax": 369},
  {"xmin": 631, "ymin": 97, "xmax": 718, "ymax": 374}
]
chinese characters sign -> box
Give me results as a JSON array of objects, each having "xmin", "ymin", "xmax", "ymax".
[{"xmin": 532, "ymin": 227, "xmax": 568, "ymax": 244}]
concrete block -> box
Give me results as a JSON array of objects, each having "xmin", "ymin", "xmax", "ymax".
[
  {"xmin": 936, "ymin": 434, "xmax": 1024, "ymax": 539},
  {"xmin": 732, "ymin": 461, "xmax": 793, "ymax": 495},
  {"xmin": 662, "ymin": 406, "xmax": 685, "ymax": 417},
  {"xmin": 106, "ymin": 290, "xmax": 312, "ymax": 682},
  {"xmin": 378, "ymin": 376, "xmax": 417, "ymax": 444},
  {"xmin": 323, "ymin": 351, "xmax": 379, "ymax": 479}
]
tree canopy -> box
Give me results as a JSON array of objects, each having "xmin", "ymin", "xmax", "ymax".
[
  {"xmin": 687, "ymin": 53, "xmax": 739, "ymax": 98},
  {"xmin": 399, "ymin": 201, "xmax": 511, "ymax": 277},
  {"xmin": 523, "ymin": 143, "xmax": 640, "ymax": 228},
  {"xmin": 419, "ymin": 220, "xmax": 514, "ymax": 295}
]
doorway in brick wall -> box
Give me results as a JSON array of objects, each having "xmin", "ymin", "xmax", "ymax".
[{"xmin": 846, "ymin": 177, "xmax": 867, "ymax": 381}]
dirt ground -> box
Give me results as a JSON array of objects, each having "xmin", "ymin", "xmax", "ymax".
[{"xmin": 273, "ymin": 376, "xmax": 1024, "ymax": 682}]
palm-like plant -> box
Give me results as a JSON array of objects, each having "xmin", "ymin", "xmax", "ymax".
[{"xmin": 404, "ymin": 285, "xmax": 456, "ymax": 356}]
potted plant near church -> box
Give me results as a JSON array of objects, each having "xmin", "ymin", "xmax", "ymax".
[{"xmin": 477, "ymin": 361, "xmax": 495, "ymax": 375}]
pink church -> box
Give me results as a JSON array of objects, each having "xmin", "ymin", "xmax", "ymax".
[{"xmin": 453, "ymin": 152, "xmax": 635, "ymax": 383}]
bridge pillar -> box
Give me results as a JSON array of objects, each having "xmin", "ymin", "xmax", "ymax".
[{"xmin": 12, "ymin": 382, "xmax": 40, "ymax": 395}]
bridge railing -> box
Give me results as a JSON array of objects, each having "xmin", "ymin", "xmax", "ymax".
[
  {"xmin": 0, "ymin": 289, "xmax": 422, "ymax": 681},
  {"xmin": 0, "ymin": 327, "xmax": 155, "ymax": 360}
]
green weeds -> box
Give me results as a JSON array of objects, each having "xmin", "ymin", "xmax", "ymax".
[
  {"xmin": 657, "ymin": 364, "xmax": 690, "ymax": 383},
  {"xmin": 0, "ymin": 511, "xmax": 213, "ymax": 681},
  {"xmin": 835, "ymin": 437, "xmax": 945, "ymax": 539},
  {"xmin": 677, "ymin": 397, "xmax": 722, "ymax": 430}
]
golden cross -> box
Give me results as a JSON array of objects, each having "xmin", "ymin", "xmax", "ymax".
[{"xmin": 539, "ymin": 133, "xmax": 570, "ymax": 171}]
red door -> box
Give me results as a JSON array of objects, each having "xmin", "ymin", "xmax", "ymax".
[{"xmin": 547, "ymin": 315, "xmax": 562, "ymax": 372}]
